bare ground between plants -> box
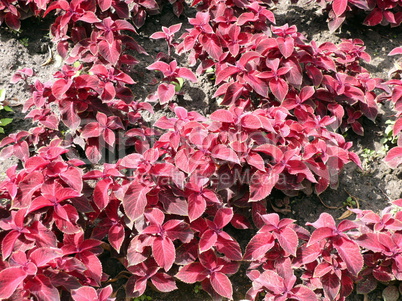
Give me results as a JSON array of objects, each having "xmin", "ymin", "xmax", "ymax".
[{"xmin": 1, "ymin": 1, "xmax": 402, "ymax": 300}]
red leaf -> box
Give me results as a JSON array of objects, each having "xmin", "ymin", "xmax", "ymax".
[
  {"xmin": 79, "ymin": 250, "xmax": 103, "ymax": 285},
  {"xmin": 109, "ymin": 223, "xmax": 125, "ymax": 252},
  {"xmin": 363, "ymin": 8, "xmax": 383, "ymax": 26},
  {"xmin": 246, "ymin": 152, "xmax": 265, "ymax": 171},
  {"xmin": 214, "ymin": 208, "xmax": 234, "ymax": 229},
  {"xmin": 389, "ymin": 47, "xmax": 402, "ymax": 56},
  {"xmin": 328, "ymin": 15, "xmax": 346, "ymax": 33},
  {"xmin": 188, "ymin": 193, "xmax": 206, "ymax": 222},
  {"xmin": 332, "ymin": 0, "xmax": 348, "ymax": 16},
  {"xmin": 321, "ymin": 272, "xmax": 340, "ymax": 300},
  {"xmin": 277, "ymin": 37, "xmax": 294, "ymax": 58},
  {"xmin": 210, "ymin": 109, "xmax": 234, "ymax": 123},
  {"xmin": 123, "ymin": 182, "xmax": 152, "ymax": 221},
  {"xmin": 153, "ymin": 236, "xmax": 175, "ymax": 271},
  {"xmin": 201, "ymin": 35, "xmax": 223, "ymax": 61},
  {"xmin": 0, "ymin": 267, "xmax": 27, "ymax": 299},
  {"xmin": 210, "ymin": 272, "xmax": 233, "ymax": 299},
  {"xmin": 5, "ymin": 12, "xmax": 20, "ymax": 31},
  {"xmin": 215, "ymin": 66, "xmax": 239, "ymax": 85},
  {"xmin": 293, "ymin": 285, "xmax": 318, "ymax": 300},
  {"xmin": 151, "ymin": 273, "xmax": 178, "ymax": 292},
  {"xmin": 19, "ymin": 171, "xmax": 44, "ymax": 208},
  {"xmin": 72, "ymin": 286, "xmax": 98, "ymax": 301},
  {"xmin": 93, "ymin": 178, "xmax": 112, "ymax": 210},
  {"xmin": 52, "ymin": 79, "xmax": 71, "ymax": 98},
  {"xmin": 275, "ymin": 227, "xmax": 298, "ymax": 256},
  {"xmin": 158, "ymin": 83, "xmax": 176, "ymax": 105},
  {"xmin": 244, "ymin": 232, "xmax": 275, "ymax": 260},
  {"xmin": 175, "ymin": 262, "xmax": 208, "ymax": 283},
  {"xmin": 98, "ymin": 40, "xmax": 120, "ymax": 65},
  {"xmin": 29, "ymin": 247, "xmax": 63, "ymax": 267},
  {"xmin": 98, "ymin": 0, "xmax": 112, "ymax": 11},
  {"xmin": 334, "ymin": 237, "xmax": 363, "ymax": 276},
  {"xmin": 241, "ymin": 114, "xmax": 262, "ymax": 129},
  {"xmin": 81, "ymin": 122, "xmax": 101, "ymax": 138},
  {"xmin": 211, "ymin": 145, "xmax": 239, "ymax": 164},
  {"xmin": 199, "ymin": 229, "xmax": 218, "ymax": 253},
  {"xmin": 177, "ymin": 68, "xmax": 197, "ymax": 83},
  {"xmin": 394, "ymin": 118, "xmax": 402, "ymax": 136},
  {"xmin": 2, "ymin": 231, "xmax": 20, "ymax": 259},
  {"xmin": 79, "ymin": 11, "xmax": 100, "ymax": 23},
  {"xmin": 269, "ymin": 78, "xmax": 288, "ymax": 102},
  {"xmin": 385, "ymin": 147, "xmax": 402, "ymax": 168},
  {"xmin": 249, "ymin": 170, "xmax": 279, "ymax": 201}
]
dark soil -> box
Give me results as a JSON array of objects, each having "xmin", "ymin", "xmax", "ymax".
[{"xmin": 1, "ymin": 1, "xmax": 402, "ymax": 300}]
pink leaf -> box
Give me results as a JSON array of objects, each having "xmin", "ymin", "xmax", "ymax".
[
  {"xmin": 332, "ymin": 0, "xmax": 348, "ymax": 16},
  {"xmin": 334, "ymin": 237, "xmax": 363, "ymax": 276},
  {"xmin": 214, "ymin": 208, "xmax": 234, "ymax": 229},
  {"xmin": 249, "ymin": 170, "xmax": 279, "ymax": 202},
  {"xmin": 363, "ymin": 8, "xmax": 383, "ymax": 26},
  {"xmin": 109, "ymin": 223, "xmax": 125, "ymax": 252},
  {"xmin": 269, "ymin": 78, "xmax": 288, "ymax": 102},
  {"xmin": 72, "ymin": 286, "xmax": 98, "ymax": 301},
  {"xmin": 389, "ymin": 47, "xmax": 402, "ymax": 56},
  {"xmin": 246, "ymin": 152, "xmax": 265, "ymax": 171},
  {"xmin": 19, "ymin": 171, "xmax": 44, "ymax": 208},
  {"xmin": 244, "ymin": 232, "xmax": 275, "ymax": 260},
  {"xmin": 30, "ymin": 247, "xmax": 63, "ymax": 267},
  {"xmin": 151, "ymin": 273, "xmax": 178, "ymax": 292},
  {"xmin": 153, "ymin": 236, "xmax": 175, "ymax": 271},
  {"xmin": 385, "ymin": 147, "xmax": 402, "ymax": 168},
  {"xmin": 211, "ymin": 145, "xmax": 239, "ymax": 164},
  {"xmin": 321, "ymin": 272, "xmax": 340, "ymax": 300},
  {"xmin": 210, "ymin": 109, "xmax": 234, "ymax": 123},
  {"xmin": 175, "ymin": 262, "xmax": 208, "ymax": 283},
  {"xmin": 275, "ymin": 227, "xmax": 298, "ymax": 256},
  {"xmin": 2, "ymin": 231, "xmax": 20, "ymax": 259},
  {"xmin": 210, "ymin": 272, "xmax": 233, "ymax": 299},
  {"xmin": 177, "ymin": 68, "xmax": 197, "ymax": 83},
  {"xmin": 79, "ymin": 11, "xmax": 100, "ymax": 23},
  {"xmin": 188, "ymin": 193, "xmax": 206, "ymax": 222},
  {"xmin": 25, "ymin": 274, "xmax": 60, "ymax": 301},
  {"xmin": 199, "ymin": 229, "xmax": 218, "ymax": 253},
  {"xmin": 81, "ymin": 122, "xmax": 101, "ymax": 138},
  {"xmin": 215, "ymin": 66, "xmax": 239, "ymax": 85},
  {"xmin": 123, "ymin": 182, "xmax": 152, "ymax": 222},
  {"xmin": 0, "ymin": 267, "xmax": 27, "ymax": 299},
  {"xmin": 240, "ymin": 114, "xmax": 261, "ymax": 129},
  {"xmin": 93, "ymin": 178, "xmax": 112, "ymax": 211},
  {"xmin": 277, "ymin": 37, "xmax": 294, "ymax": 58},
  {"xmin": 158, "ymin": 83, "xmax": 176, "ymax": 105},
  {"xmin": 98, "ymin": 40, "xmax": 120, "ymax": 65},
  {"xmin": 98, "ymin": 0, "xmax": 112, "ymax": 11}
]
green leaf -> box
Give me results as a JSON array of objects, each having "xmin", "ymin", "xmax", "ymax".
[
  {"xmin": 173, "ymin": 77, "xmax": 184, "ymax": 92},
  {"xmin": 0, "ymin": 89, "xmax": 5, "ymax": 103},
  {"xmin": 3, "ymin": 106, "xmax": 13, "ymax": 112},
  {"xmin": 0, "ymin": 118, "xmax": 13, "ymax": 126}
]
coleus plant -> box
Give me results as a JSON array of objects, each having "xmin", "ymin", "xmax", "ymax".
[
  {"xmin": 286, "ymin": 0, "xmax": 402, "ymax": 32},
  {"xmin": 176, "ymin": 0, "xmax": 387, "ymax": 137}
]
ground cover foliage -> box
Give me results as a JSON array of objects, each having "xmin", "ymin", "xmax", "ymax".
[{"xmin": 1, "ymin": 0, "xmax": 402, "ymax": 300}]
